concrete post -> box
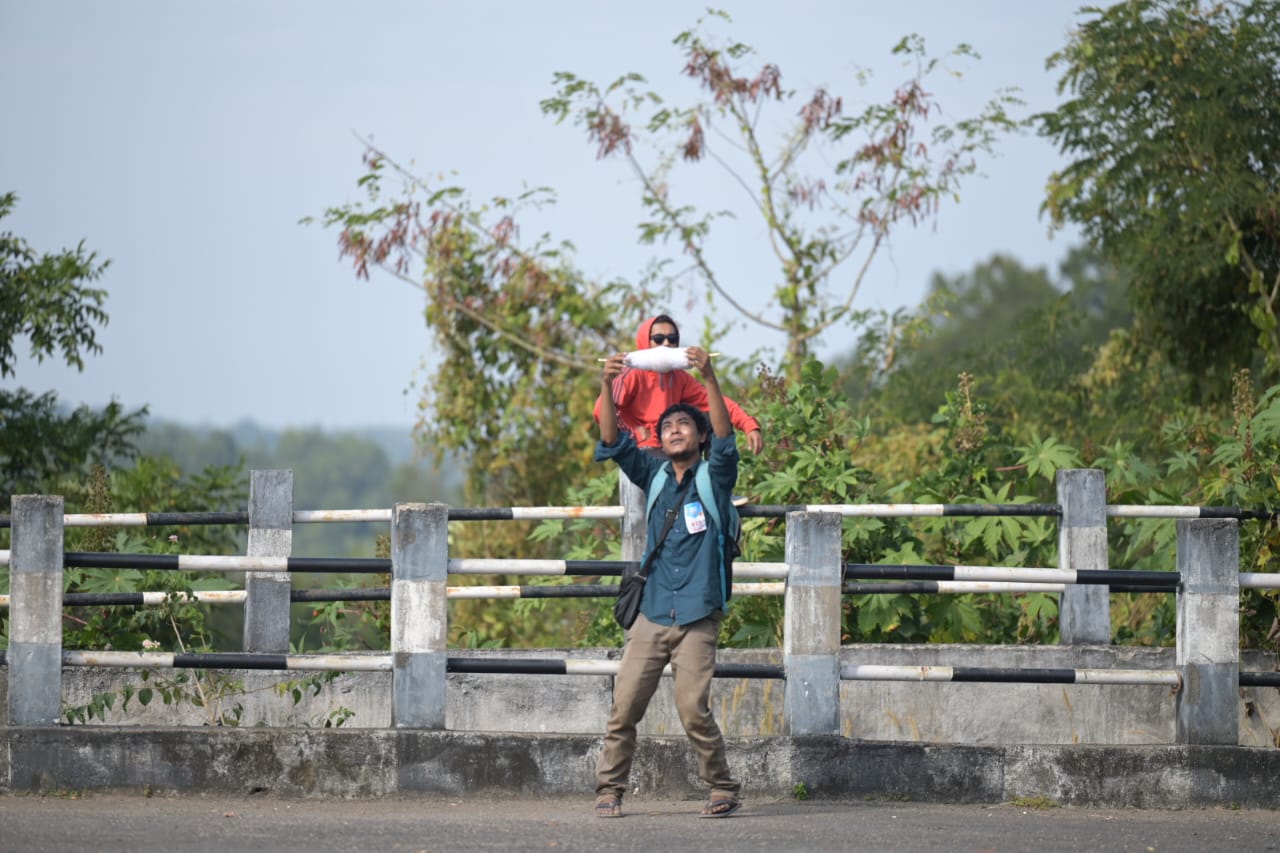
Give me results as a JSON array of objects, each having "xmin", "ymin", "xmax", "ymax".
[
  {"xmin": 243, "ymin": 469, "xmax": 294, "ymax": 652},
  {"xmin": 783, "ymin": 511, "xmax": 843, "ymax": 735},
  {"xmin": 391, "ymin": 502, "xmax": 449, "ymax": 729},
  {"xmin": 8, "ymin": 495, "xmax": 64, "ymax": 726},
  {"xmin": 1056, "ymin": 469, "xmax": 1110, "ymax": 644},
  {"xmin": 618, "ymin": 473, "xmax": 646, "ymax": 563},
  {"xmin": 1175, "ymin": 518, "xmax": 1239, "ymax": 745}
]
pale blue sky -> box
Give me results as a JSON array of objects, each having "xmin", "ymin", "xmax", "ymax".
[{"xmin": 2, "ymin": 1, "xmax": 1086, "ymax": 431}]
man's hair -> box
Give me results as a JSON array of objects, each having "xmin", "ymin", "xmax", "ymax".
[
  {"xmin": 657, "ymin": 402, "xmax": 711, "ymax": 455},
  {"xmin": 651, "ymin": 314, "xmax": 678, "ymax": 331}
]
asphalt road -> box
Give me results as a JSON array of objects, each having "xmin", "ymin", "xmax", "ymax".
[{"xmin": 1, "ymin": 792, "xmax": 1277, "ymax": 852}]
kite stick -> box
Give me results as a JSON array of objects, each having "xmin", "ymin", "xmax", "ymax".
[{"xmin": 596, "ymin": 352, "xmax": 721, "ymax": 362}]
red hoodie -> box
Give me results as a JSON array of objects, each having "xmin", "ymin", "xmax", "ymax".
[{"xmin": 593, "ymin": 316, "xmax": 761, "ymax": 449}]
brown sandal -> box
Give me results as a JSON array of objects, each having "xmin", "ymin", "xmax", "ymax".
[
  {"xmin": 595, "ymin": 794, "xmax": 623, "ymax": 818},
  {"xmin": 699, "ymin": 797, "xmax": 741, "ymax": 818}
]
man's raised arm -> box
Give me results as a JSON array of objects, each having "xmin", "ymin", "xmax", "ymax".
[
  {"xmin": 597, "ymin": 353, "xmax": 627, "ymax": 445},
  {"xmin": 688, "ymin": 346, "xmax": 731, "ymax": 440}
]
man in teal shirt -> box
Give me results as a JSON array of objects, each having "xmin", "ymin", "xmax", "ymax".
[{"xmin": 593, "ymin": 344, "xmax": 742, "ymax": 819}]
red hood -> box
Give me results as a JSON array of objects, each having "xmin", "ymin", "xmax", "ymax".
[{"xmin": 634, "ymin": 315, "xmax": 679, "ymax": 351}]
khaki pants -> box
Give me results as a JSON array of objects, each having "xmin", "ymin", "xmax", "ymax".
[{"xmin": 595, "ymin": 613, "xmax": 740, "ymax": 799}]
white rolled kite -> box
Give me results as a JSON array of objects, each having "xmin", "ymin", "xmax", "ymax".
[
  {"xmin": 624, "ymin": 346, "xmax": 691, "ymax": 373},
  {"xmin": 597, "ymin": 347, "xmax": 720, "ymax": 373}
]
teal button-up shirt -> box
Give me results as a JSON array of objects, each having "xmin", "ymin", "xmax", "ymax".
[{"xmin": 595, "ymin": 430, "xmax": 739, "ymax": 626}]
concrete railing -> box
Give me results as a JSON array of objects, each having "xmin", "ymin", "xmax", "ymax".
[{"xmin": 3, "ymin": 468, "xmax": 1271, "ymax": 746}]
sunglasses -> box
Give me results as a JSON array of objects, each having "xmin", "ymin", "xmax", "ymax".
[{"xmin": 650, "ymin": 333, "xmax": 679, "ymax": 345}]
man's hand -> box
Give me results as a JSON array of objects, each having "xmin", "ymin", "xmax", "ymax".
[
  {"xmin": 686, "ymin": 346, "xmax": 713, "ymax": 378},
  {"xmin": 745, "ymin": 428, "xmax": 764, "ymax": 455},
  {"xmin": 601, "ymin": 353, "xmax": 627, "ymax": 385}
]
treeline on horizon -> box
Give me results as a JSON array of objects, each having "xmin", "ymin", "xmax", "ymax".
[{"xmin": 134, "ymin": 420, "xmax": 463, "ymax": 558}]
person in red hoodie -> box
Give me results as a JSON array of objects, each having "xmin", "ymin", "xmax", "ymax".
[{"xmin": 594, "ymin": 315, "xmax": 763, "ymax": 456}]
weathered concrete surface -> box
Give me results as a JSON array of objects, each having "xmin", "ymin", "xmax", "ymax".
[
  {"xmin": 3, "ymin": 727, "xmax": 1280, "ymax": 808},
  {"xmin": 11, "ymin": 645, "xmax": 1278, "ymax": 747}
]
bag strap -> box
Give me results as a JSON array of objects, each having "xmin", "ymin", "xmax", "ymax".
[
  {"xmin": 638, "ymin": 470, "xmax": 694, "ymax": 580},
  {"xmin": 645, "ymin": 467, "xmax": 667, "ymax": 519}
]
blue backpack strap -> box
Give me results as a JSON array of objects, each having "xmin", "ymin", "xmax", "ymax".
[
  {"xmin": 694, "ymin": 464, "xmax": 729, "ymax": 602},
  {"xmin": 645, "ymin": 467, "xmax": 668, "ymax": 519},
  {"xmin": 695, "ymin": 464, "xmax": 722, "ymax": 538}
]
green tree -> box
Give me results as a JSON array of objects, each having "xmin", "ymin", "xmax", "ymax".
[
  {"xmin": 850, "ymin": 254, "xmax": 1063, "ymax": 425},
  {"xmin": 321, "ymin": 152, "xmax": 640, "ymax": 522},
  {"xmin": 314, "ymin": 13, "xmax": 1024, "ymax": 647},
  {"xmin": 541, "ymin": 11, "xmax": 1019, "ymax": 379},
  {"xmin": 843, "ymin": 247, "xmax": 1132, "ymax": 436},
  {"xmin": 0, "ymin": 192, "xmax": 147, "ymax": 500},
  {"xmin": 1037, "ymin": 0, "xmax": 1280, "ymax": 389},
  {"xmin": 320, "ymin": 12, "xmax": 1017, "ymax": 530}
]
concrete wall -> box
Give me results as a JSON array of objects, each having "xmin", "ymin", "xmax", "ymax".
[
  {"xmin": 8, "ymin": 645, "xmax": 1277, "ymax": 748},
  {"xmin": 4, "ymin": 726, "xmax": 1280, "ymax": 808}
]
